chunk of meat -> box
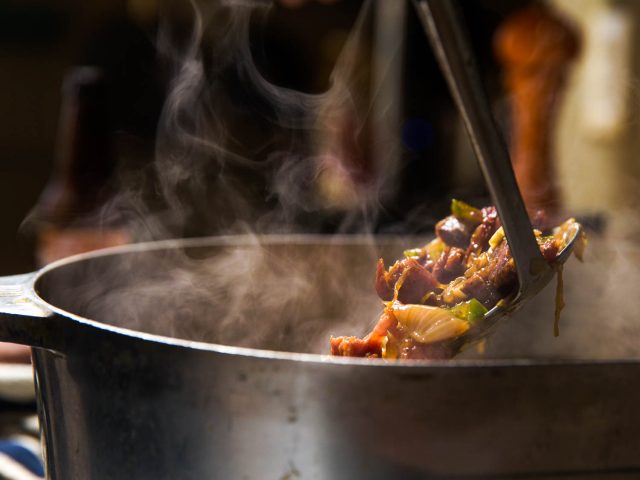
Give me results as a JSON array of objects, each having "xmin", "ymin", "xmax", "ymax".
[
  {"xmin": 375, "ymin": 258, "xmax": 394, "ymax": 301},
  {"xmin": 540, "ymin": 237, "xmax": 560, "ymax": 262},
  {"xmin": 460, "ymin": 273, "xmax": 499, "ymax": 308},
  {"xmin": 435, "ymin": 216, "xmax": 473, "ymax": 248},
  {"xmin": 375, "ymin": 257, "xmax": 439, "ymax": 304},
  {"xmin": 432, "ymin": 247, "xmax": 466, "ymax": 283},
  {"xmin": 530, "ymin": 209, "xmax": 553, "ymax": 231},
  {"xmin": 466, "ymin": 207, "xmax": 501, "ymax": 259},
  {"xmin": 486, "ymin": 241, "xmax": 517, "ymax": 293},
  {"xmin": 330, "ymin": 311, "xmax": 396, "ymax": 358},
  {"xmin": 395, "ymin": 259, "xmax": 440, "ymax": 304}
]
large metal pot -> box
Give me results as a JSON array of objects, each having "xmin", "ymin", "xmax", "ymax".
[{"xmin": 1, "ymin": 235, "xmax": 638, "ymax": 479}]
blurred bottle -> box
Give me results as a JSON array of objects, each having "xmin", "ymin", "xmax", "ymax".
[
  {"xmin": 32, "ymin": 67, "xmax": 129, "ymax": 266},
  {"xmin": 549, "ymin": 0, "xmax": 640, "ymax": 239},
  {"xmin": 495, "ymin": 3, "xmax": 579, "ymax": 214}
]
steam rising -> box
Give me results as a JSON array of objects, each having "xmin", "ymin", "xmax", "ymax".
[
  {"xmin": 39, "ymin": 0, "xmax": 401, "ymax": 353},
  {"xmin": 37, "ymin": 231, "xmax": 640, "ymax": 359},
  {"xmin": 42, "ymin": 236, "xmax": 393, "ymax": 354},
  {"xmin": 31, "ymin": 1, "xmax": 640, "ymax": 359},
  {"xmin": 112, "ymin": 0, "xmax": 381, "ymax": 241}
]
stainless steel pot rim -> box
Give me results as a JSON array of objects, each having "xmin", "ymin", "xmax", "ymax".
[{"xmin": 30, "ymin": 234, "xmax": 640, "ymax": 368}]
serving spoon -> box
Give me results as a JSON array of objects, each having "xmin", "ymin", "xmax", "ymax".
[{"xmin": 412, "ymin": 0, "xmax": 585, "ymax": 347}]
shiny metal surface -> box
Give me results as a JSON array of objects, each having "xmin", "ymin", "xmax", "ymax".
[{"xmin": 0, "ymin": 236, "xmax": 637, "ymax": 479}]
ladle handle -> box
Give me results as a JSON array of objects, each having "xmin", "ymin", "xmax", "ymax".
[
  {"xmin": 413, "ymin": 0, "xmax": 550, "ymax": 291},
  {"xmin": 0, "ymin": 273, "xmax": 60, "ymax": 351}
]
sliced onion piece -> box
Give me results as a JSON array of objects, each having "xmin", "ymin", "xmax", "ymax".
[
  {"xmin": 391, "ymin": 303, "xmax": 470, "ymax": 345},
  {"xmin": 488, "ymin": 226, "xmax": 505, "ymax": 251}
]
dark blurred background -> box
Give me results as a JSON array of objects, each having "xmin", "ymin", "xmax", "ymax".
[
  {"xmin": 0, "ymin": 0, "xmax": 558, "ymax": 275},
  {"xmin": 0, "ymin": 0, "xmax": 164, "ymax": 274}
]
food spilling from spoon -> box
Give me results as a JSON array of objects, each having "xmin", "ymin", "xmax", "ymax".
[{"xmin": 330, "ymin": 200, "xmax": 587, "ymax": 360}]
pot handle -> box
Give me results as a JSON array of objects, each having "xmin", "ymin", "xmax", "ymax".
[{"xmin": 0, "ymin": 273, "xmax": 57, "ymax": 350}]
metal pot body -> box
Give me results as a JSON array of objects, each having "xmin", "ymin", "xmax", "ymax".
[
  {"xmin": 33, "ymin": 343, "xmax": 640, "ymax": 480},
  {"xmin": 0, "ymin": 236, "xmax": 638, "ymax": 479}
]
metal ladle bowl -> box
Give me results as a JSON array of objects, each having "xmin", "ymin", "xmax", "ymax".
[{"xmin": 462, "ymin": 222, "xmax": 585, "ymax": 352}]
